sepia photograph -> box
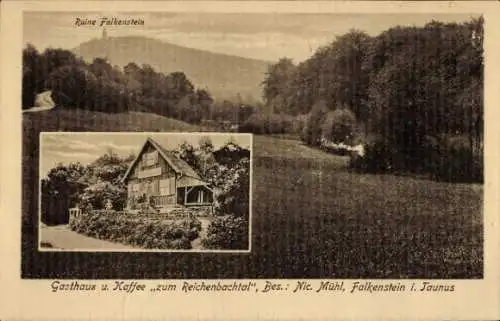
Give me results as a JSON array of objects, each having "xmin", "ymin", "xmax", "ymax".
[
  {"xmin": 38, "ymin": 132, "xmax": 252, "ymax": 252},
  {"xmin": 21, "ymin": 10, "xmax": 484, "ymax": 279}
]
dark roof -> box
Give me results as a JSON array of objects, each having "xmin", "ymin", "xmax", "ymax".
[
  {"xmin": 149, "ymin": 139, "xmax": 201, "ymax": 180},
  {"xmin": 121, "ymin": 137, "xmax": 201, "ymax": 183}
]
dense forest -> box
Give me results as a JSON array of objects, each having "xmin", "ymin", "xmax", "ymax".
[
  {"xmin": 22, "ymin": 45, "xmax": 257, "ymax": 125},
  {"xmin": 252, "ymin": 17, "xmax": 484, "ymax": 182}
]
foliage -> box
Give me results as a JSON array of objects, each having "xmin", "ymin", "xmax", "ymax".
[
  {"xmin": 69, "ymin": 211, "xmax": 202, "ymax": 249},
  {"xmin": 201, "ymin": 216, "xmax": 249, "ymax": 250},
  {"xmin": 213, "ymin": 158, "xmax": 250, "ymax": 219},
  {"xmin": 206, "ymin": 99, "xmax": 256, "ymax": 125},
  {"xmin": 200, "ymin": 155, "xmax": 250, "ymax": 250},
  {"xmin": 40, "ymin": 150, "xmax": 133, "ymax": 225},
  {"xmin": 261, "ymin": 57, "xmax": 297, "ymax": 106},
  {"xmin": 349, "ymin": 135, "xmax": 394, "ymax": 173},
  {"xmin": 268, "ymin": 17, "xmax": 484, "ymax": 182},
  {"xmin": 261, "ymin": 30, "xmax": 371, "ymax": 116},
  {"xmin": 22, "ymin": 45, "xmax": 222, "ymax": 124},
  {"xmin": 321, "ymin": 108, "xmax": 357, "ymax": 144},
  {"xmin": 301, "ymin": 100, "xmax": 328, "ymax": 146},
  {"xmin": 172, "ymin": 140, "xmax": 252, "ymax": 250},
  {"xmin": 79, "ymin": 181, "xmax": 127, "ymax": 212},
  {"xmin": 239, "ymin": 112, "xmax": 302, "ymax": 135},
  {"xmin": 428, "ymin": 134, "xmax": 483, "ymax": 183},
  {"xmin": 40, "ymin": 162, "xmax": 87, "ymax": 225}
]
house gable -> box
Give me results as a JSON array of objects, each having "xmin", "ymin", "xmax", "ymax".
[
  {"xmin": 122, "ymin": 138, "xmax": 178, "ymax": 184},
  {"xmin": 121, "ymin": 137, "xmax": 202, "ymax": 184}
]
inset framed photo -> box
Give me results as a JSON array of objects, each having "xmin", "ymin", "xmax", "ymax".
[{"xmin": 38, "ymin": 132, "xmax": 252, "ymax": 253}]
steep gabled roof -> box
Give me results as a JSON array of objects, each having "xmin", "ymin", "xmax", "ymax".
[
  {"xmin": 121, "ymin": 137, "xmax": 201, "ymax": 183},
  {"xmin": 148, "ymin": 138, "xmax": 201, "ymax": 180}
]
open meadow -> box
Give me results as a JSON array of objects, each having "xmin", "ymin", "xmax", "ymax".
[
  {"xmin": 22, "ymin": 110, "xmax": 483, "ymax": 278},
  {"xmin": 252, "ymin": 135, "xmax": 482, "ymax": 278}
]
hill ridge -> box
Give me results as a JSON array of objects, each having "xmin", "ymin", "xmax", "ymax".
[{"xmin": 72, "ymin": 35, "xmax": 270, "ymax": 101}]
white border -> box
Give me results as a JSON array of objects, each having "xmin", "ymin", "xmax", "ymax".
[{"xmin": 38, "ymin": 132, "xmax": 254, "ymax": 253}]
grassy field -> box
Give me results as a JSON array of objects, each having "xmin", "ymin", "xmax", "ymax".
[
  {"xmin": 23, "ymin": 108, "xmax": 209, "ymax": 132},
  {"xmin": 22, "ymin": 109, "xmax": 483, "ymax": 278},
  {"xmin": 253, "ymin": 135, "xmax": 482, "ymax": 278}
]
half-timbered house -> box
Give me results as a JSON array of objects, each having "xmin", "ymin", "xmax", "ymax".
[{"xmin": 121, "ymin": 137, "xmax": 214, "ymax": 212}]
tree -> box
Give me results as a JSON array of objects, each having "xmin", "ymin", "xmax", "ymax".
[
  {"xmin": 176, "ymin": 141, "xmax": 198, "ymax": 171},
  {"xmin": 202, "ymin": 156, "xmax": 250, "ymax": 250},
  {"xmin": 302, "ymin": 100, "xmax": 328, "ymax": 146},
  {"xmin": 177, "ymin": 94, "xmax": 203, "ymax": 124},
  {"xmin": 261, "ymin": 57, "xmax": 297, "ymax": 108},
  {"xmin": 22, "ymin": 44, "xmax": 41, "ymax": 108},
  {"xmin": 88, "ymin": 57, "xmax": 113, "ymax": 79},
  {"xmin": 165, "ymin": 71, "xmax": 195, "ymax": 101},
  {"xmin": 40, "ymin": 162, "xmax": 87, "ymax": 225},
  {"xmin": 196, "ymin": 89, "xmax": 214, "ymax": 119},
  {"xmin": 44, "ymin": 65, "xmax": 97, "ymax": 108},
  {"xmin": 349, "ymin": 17, "xmax": 484, "ymax": 178},
  {"xmin": 196, "ymin": 137, "xmax": 218, "ymax": 179},
  {"xmin": 280, "ymin": 30, "xmax": 372, "ymax": 117}
]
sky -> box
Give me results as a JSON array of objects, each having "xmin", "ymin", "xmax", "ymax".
[
  {"xmin": 40, "ymin": 132, "xmax": 252, "ymax": 178},
  {"xmin": 23, "ymin": 12, "xmax": 476, "ymax": 63}
]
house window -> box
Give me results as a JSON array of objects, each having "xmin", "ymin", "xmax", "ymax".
[
  {"xmin": 143, "ymin": 151, "xmax": 158, "ymax": 167},
  {"xmin": 159, "ymin": 178, "xmax": 170, "ymax": 195},
  {"xmin": 169, "ymin": 177, "xmax": 175, "ymax": 194}
]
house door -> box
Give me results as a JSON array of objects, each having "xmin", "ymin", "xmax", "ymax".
[{"xmin": 177, "ymin": 187, "xmax": 185, "ymax": 205}]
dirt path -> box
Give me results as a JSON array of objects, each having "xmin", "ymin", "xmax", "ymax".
[{"xmin": 40, "ymin": 225, "xmax": 137, "ymax": 250}]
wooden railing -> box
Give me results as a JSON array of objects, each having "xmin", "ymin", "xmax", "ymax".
[
  {"xmin": 69, "ymin": 207, "xmax": 82, "ymax": 217},
  {"xmin": 152, "ymin": 195, "xmax": 176, "ymax": 207}
]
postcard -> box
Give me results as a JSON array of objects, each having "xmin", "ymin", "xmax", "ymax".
[{"xmin": 1, "ymin": 1, "xmax": 499, "ymax": 320}]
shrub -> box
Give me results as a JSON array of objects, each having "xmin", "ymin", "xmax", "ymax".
[
  {"xmin": 350, "ymin": 133, "xmax": 483, "ymax": 183},
  {"xmin": 201, "ymin": 216, "xmax": 249, "ymax": 250},
  {"xmin": 349, "ymin": 135, "xmax": 394, "ymax": 173},
  {"xmin": 79, "ymin": 181, "xmax": 127, "ymax": 211},
  {"xmin": 302, "ymin": 101, "xmax": 328, "ymax": 146},
  {"xmin": 69, "ymin": 211, "xmax": 202, "ymax": 249},
  {"xmin": 321, "ymin": 108, "xmax": 357, "ymax": 144}
]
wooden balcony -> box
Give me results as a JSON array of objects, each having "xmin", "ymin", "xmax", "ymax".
[{"xmin": 152, "ymin": 195, "xmax": 176, "ymax": 207}]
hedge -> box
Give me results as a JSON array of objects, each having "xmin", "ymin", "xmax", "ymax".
[{"xmin": 69, "ymin": 210, "xmax": 202, "ymax": 249}]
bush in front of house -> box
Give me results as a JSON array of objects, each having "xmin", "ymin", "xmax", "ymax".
[
  {"xmin": 69, "ymin": 210, "xmax": 202, "ymax": 249},
  {"xmin": 201, "ymin": 215, "xmax": 249, "ymax": 250}
]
